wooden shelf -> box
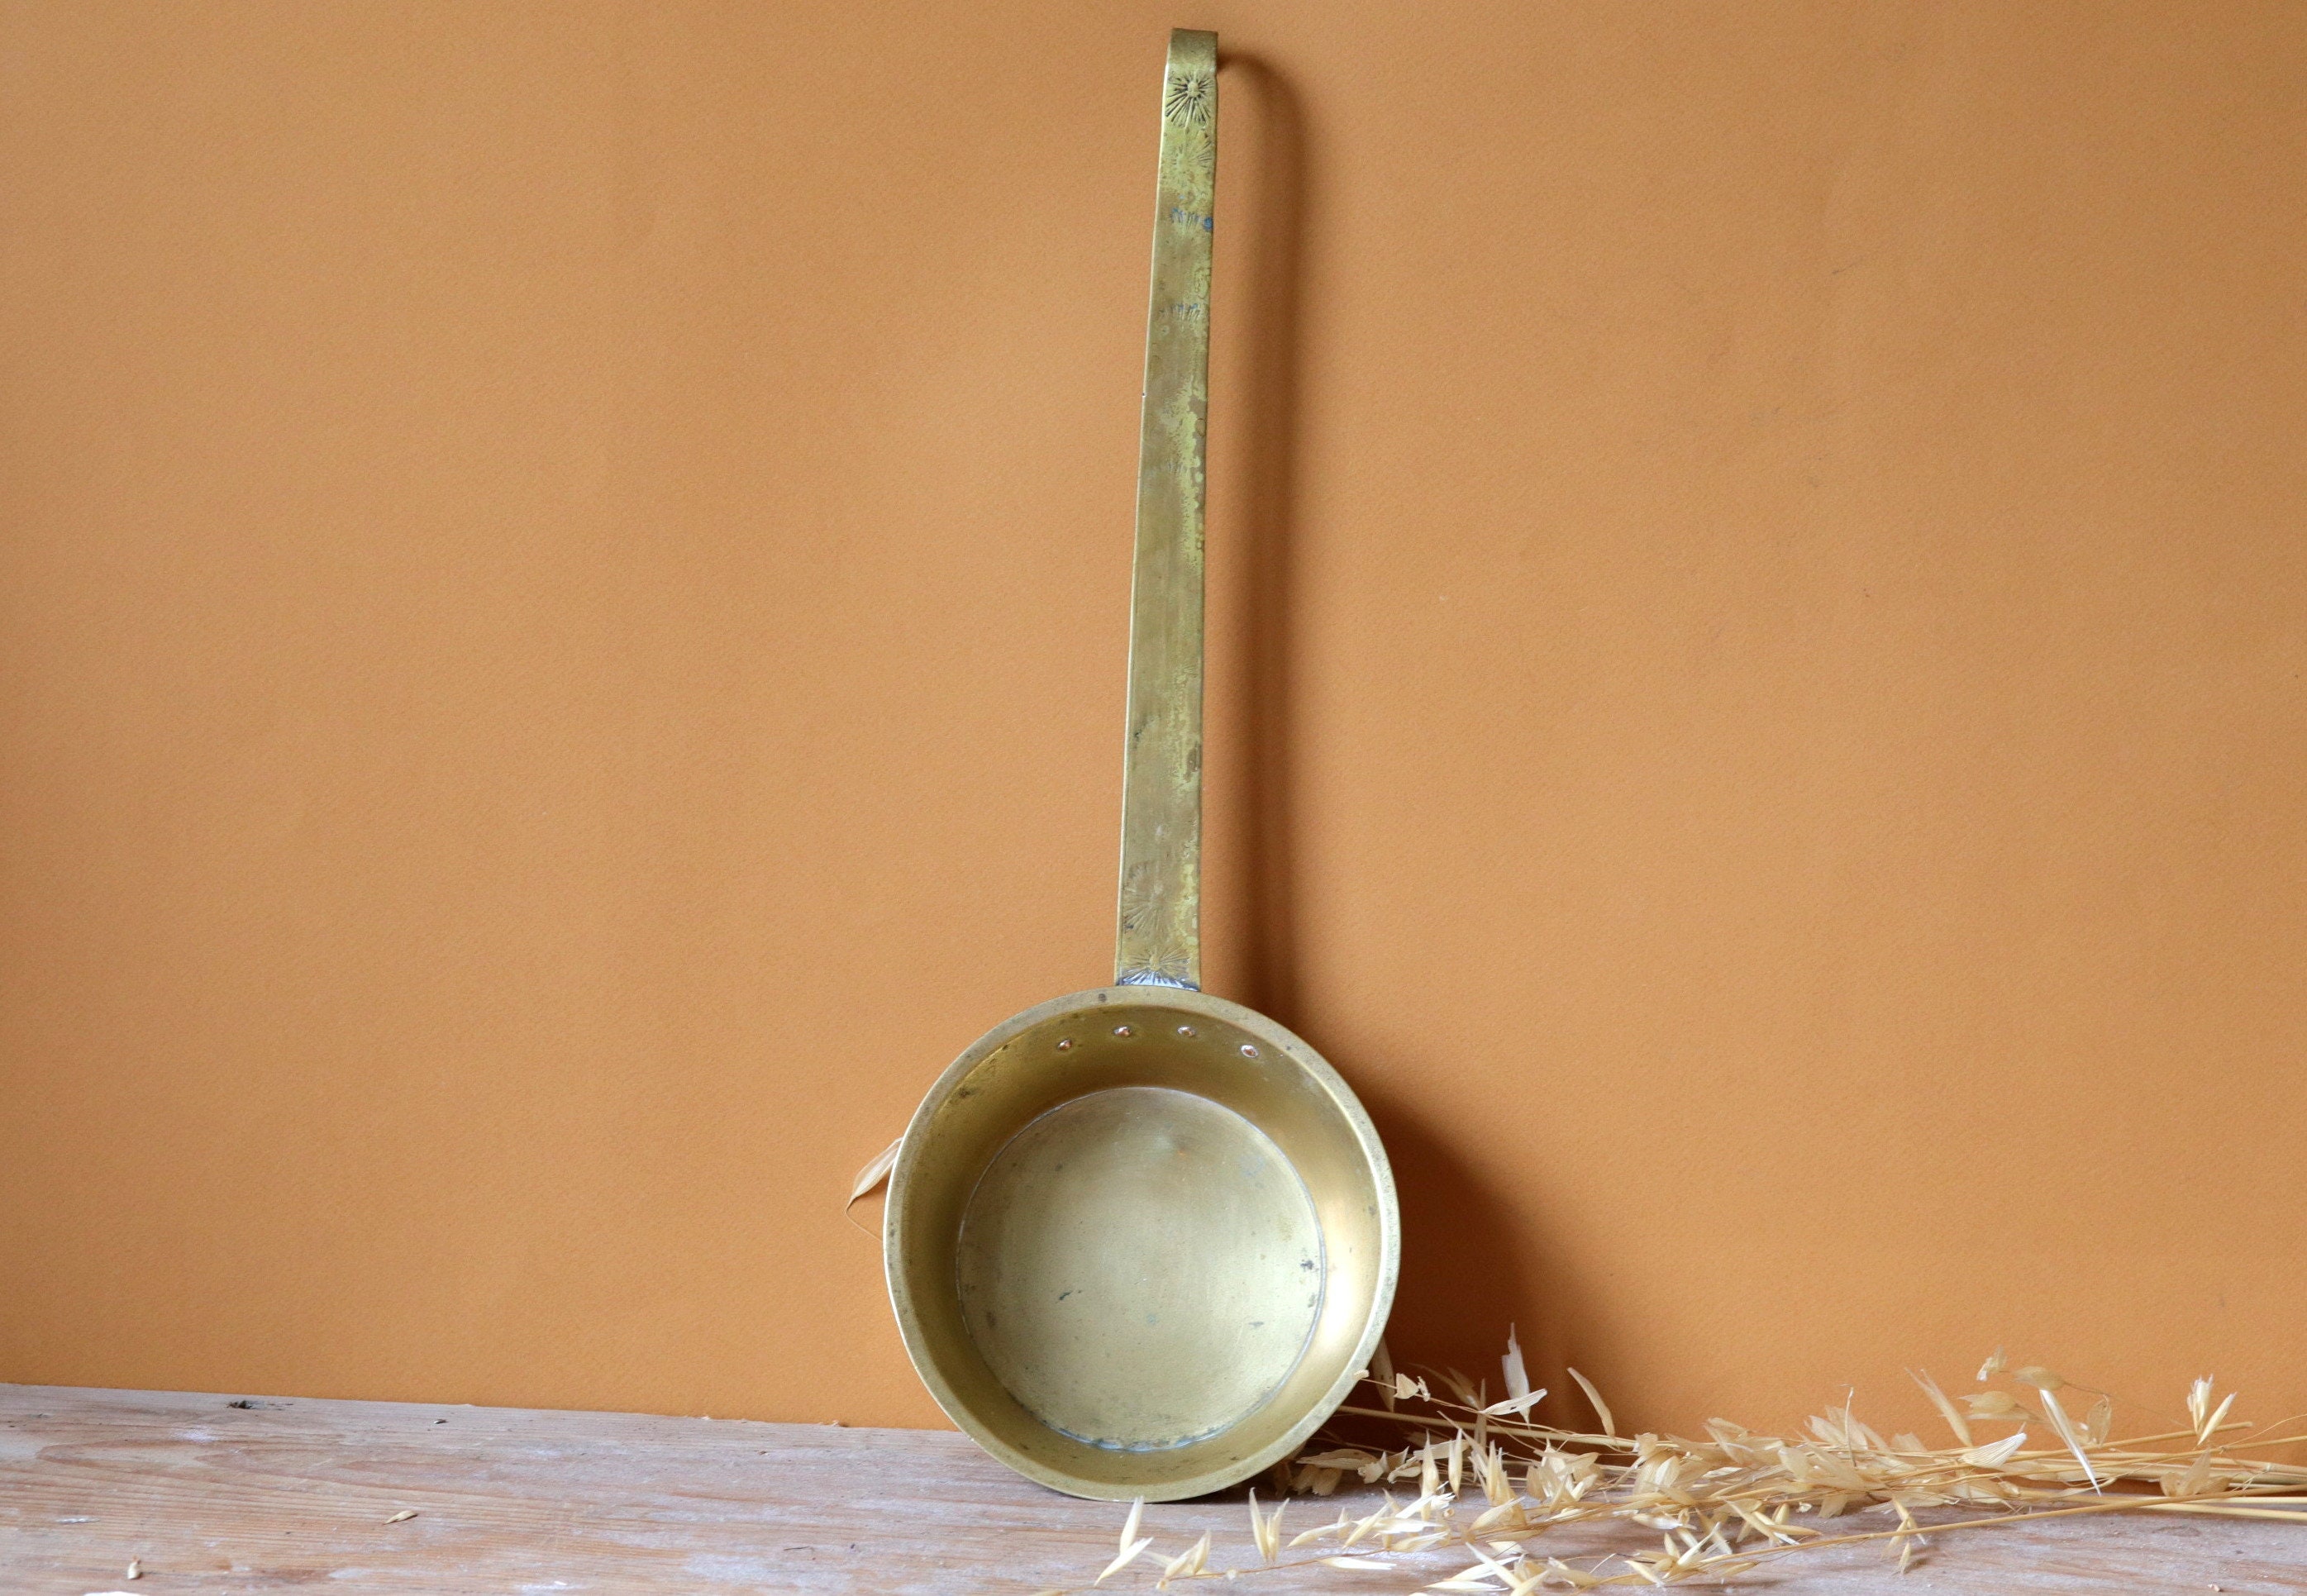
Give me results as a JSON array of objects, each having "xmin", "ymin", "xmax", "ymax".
[{"xmin": 2, "ymin": 1383, "xmax": 2299, "ymax": 1591}]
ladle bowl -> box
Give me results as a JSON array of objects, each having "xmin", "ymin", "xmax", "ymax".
[{"xmin": 887, "ymin": 988, "xmax": 1394, "ymax": 1498}]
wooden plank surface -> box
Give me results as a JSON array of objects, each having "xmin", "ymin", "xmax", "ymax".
[{"xmin": 1, "ymin": 1384, "xmax": 2300, "ymax": 1593}]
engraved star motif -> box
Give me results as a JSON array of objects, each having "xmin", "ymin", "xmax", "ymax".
[{"xmin": 1164, "ymin": 72, "xmax": 1213, "ymax": 127}]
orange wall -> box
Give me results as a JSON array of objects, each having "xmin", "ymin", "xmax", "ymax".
[{"xmin": 4, "ymin": 2, "xmax": 2305, "ymax": 1443}]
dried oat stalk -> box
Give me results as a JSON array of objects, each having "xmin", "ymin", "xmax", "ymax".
[{"xmin": 1055, "ymin": 1339, "xmax": 2306, "ymax": 1590}]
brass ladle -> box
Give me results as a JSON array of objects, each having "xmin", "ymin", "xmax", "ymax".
[{"xmin": 884, "ymin": 29, "xmax": 1398, "ymax": 1502}]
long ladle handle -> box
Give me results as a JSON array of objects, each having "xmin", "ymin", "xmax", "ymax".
[{"xmin": 1116, "ymin": 28, "xmax": 1217, "ymax": 991}]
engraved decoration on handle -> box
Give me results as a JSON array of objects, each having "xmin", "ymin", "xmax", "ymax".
[{"xmin": 1116, "ymin": 29, "xmax": 1217, "ymax": 991}]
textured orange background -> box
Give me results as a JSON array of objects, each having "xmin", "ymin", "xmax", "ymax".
[{"xmin": 4, "ymin": 2, "xmax": 2304, "ymax": 1444}]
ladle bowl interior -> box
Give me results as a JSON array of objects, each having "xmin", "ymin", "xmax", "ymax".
[{"xmin": 886, "ymin": 987, "xmax": 1398, "ymax": 1500}]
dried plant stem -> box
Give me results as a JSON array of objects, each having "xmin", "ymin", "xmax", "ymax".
[
  {"xmin": 1714, "ymin": 1494, "xmax": 2307, "ymax": 1553},
  {"xmin": 1059, "ymin": 1344, "xmax": 2305, "ymax": 1592}
]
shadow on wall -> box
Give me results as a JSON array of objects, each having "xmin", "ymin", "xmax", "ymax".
[
  {"xmin": 1219, "ymin": 51, "xmax": 1308, "ymax": 1031},
  {"xmin": 1217, "ymin": 51, "xmax": 1605, "ymax": 1436},
  {"xmin": 1356, "ymin": 1079, "xmax": 1618, "ymax": 1438}
]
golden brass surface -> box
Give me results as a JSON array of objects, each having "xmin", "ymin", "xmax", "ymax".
[
  {"xmin": 1116, "ymin": 26, "xmax": 1213, "ymax": 990},
  {"xmin": 884, "ymin": 31, "xmax": 1399, "ymax": 1503},
  {"xmin": 956, "ymin": 1086, "xmax": 1323, "ymax": 1450}
]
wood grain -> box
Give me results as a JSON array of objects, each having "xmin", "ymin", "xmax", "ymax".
[{"xmin": 1, "ymin": 1384, "xmax": 2299, "ymax": 1593}]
